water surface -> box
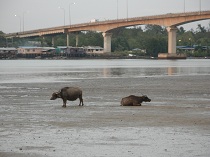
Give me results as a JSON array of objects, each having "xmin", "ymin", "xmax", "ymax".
[{"xmin": 0, "ymin": 59, "xmax": 209, "ymax": 83}]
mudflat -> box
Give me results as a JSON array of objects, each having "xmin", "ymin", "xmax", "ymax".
[{"xmin": 0, "ymin": 74, "xmax": 210, "ymax": 157}]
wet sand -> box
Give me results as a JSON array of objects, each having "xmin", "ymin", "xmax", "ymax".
[{"xmin": 0, "ymin": 65, "xmax": 210, "ymax": 157}]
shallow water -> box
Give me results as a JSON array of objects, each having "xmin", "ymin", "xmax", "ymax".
[
  {"xmin": 0, "ymin": 59, "xmax": 210, "ymax": 157},
  {"xmin": 0, "ymin": 59, "xmax": 210, "ymax": 84}
]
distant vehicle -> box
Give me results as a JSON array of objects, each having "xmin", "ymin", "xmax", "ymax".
[
  {"xmin": 128, "ymin": 54, "xmax": 136, "ymax": 57},
  {"xmin": 90, "ymin": 19, "xmax": 99, "ymax": 23}
]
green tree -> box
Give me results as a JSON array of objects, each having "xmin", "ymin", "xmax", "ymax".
[
  {"xmin": 0, "ymin": 31, "xmax": 6, "ymax": 47},
  {"xmin": 196, "ymin": 24, "xmax": 206, "ymax": 33},
  {"xmin": 177, "ymin": 27, "xmax": 186, "ymax": 35},
  {"xmin": 145, "ymin": 25, "xmax": 167, "ymax": 35},
  {"xmin": 144, "ymin": 37, "xmax": 167, "ymax": 57},
  {"xmin": 177, "ymin": 31, "xmax": 195, "ymax": 46},
  {"xmin": 112, "ymin": 36, "xmax": 129, "ymax": 51},
  {"xmin": 78, "ymin": 31, "xmax": 103, "ymax": 47}
]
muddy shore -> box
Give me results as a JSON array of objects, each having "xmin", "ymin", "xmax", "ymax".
[{"xmin": 0, "ymin": 60, "xmax": 210, "ymax": 157}]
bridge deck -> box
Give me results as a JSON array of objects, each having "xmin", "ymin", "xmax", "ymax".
[{"xmin": 5, "ymin": 10, "xmax": 210, "ymax": 38}]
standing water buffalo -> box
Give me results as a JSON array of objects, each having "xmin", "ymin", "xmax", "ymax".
[
  {"xmin": 50, "ymin": 87, "xmax": 84, "ymax": 107},
  {"xmin": 121, "ymin": 95, "xmax": 151, "ymax": 106}
]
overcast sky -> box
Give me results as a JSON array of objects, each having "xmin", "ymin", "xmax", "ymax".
[{"xmin": 0, "ymin": 0, "xmax": 210, "ymax": 33}]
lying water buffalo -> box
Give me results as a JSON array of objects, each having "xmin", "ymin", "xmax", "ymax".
[
  {"xmin": 50, "ymin": 87, "xmax": 84, "ymax": 107},
  {"xmin": 121, "ymin": 95, "xmax": 151, "ymax": 106}
]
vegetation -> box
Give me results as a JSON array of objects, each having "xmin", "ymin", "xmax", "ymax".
[
  {"xmin": 1, "ymin": 23, "xmax": 210, "ymax": 57},
  {"xmin": 0, "ymin": 31, "xmax": 6, "ymax": 47}
]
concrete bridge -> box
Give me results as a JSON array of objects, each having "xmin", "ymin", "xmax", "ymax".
[{"xmin": 5, "ymin": 10, "xmax": 210, "ymax": 58}]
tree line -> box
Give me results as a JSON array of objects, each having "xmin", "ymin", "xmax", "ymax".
[{"xmin": 1, "ymin": 23, "xmax": 210, "ymax": 57}]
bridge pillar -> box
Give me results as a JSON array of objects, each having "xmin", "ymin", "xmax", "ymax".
[
  {"xmin": 76, "ymin": 33, "xmax": 79, "ymax": 47},
  {"xmin": 52, "ymin": 37, "xmax": 55, "ymax": 47},
  {"xmin": 66, "ymin": 33, "xmax": 69, "ymax": 46},
  {"xmin": 167, "ymin": 26, "xmax": 177, "ymax": 54},
  {"xmin": 102, "ymin": 32, "xmax": 112, "ymax": 53},
  {"xmin": 158, "ymin": 26, "xmax": 186, "ymax": 59}
]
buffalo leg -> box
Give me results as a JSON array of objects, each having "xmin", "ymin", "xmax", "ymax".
[
  {"xmin": 132, "ymin": 100, "xmax": 141, "ymax": 106},
  {"xmin": 81, "ymin": 98, "xmax": 84, "ymax": 106},
  {"xmin": 79, "ymin": 95, "xmax": 84, "ymax": 106},
  {"xmin": 133, "ymin": 103, "xmax": 141, "ymax": 106},
  {"xmin": 79, "ymin": 98, "xmax": 84, "ymax": 106},
  {"xmin": 62, "ymin": 99, "xmax": 67, "ymax": 107}
]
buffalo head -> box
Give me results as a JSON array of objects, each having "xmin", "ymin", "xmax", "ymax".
[
  {"xmin": 142, "ymin": 95, "xmax": 151, "ymax": 102},
  {"xmin": 50, "ymin": 92, "xmax": 61, "ymax": 100}
]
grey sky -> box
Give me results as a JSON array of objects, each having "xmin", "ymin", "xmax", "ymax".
[{"xmin": 0, "ymin": 0, "xmax": 210, "ymax": 33}]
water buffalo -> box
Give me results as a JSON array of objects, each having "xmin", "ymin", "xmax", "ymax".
[
  {"xmin": 50, "ymin": 87, "xmax": 84, "ymax": 107},
  {"xmin": 121, "ymin": 95, "xmax": 151, "ymax": 106}
]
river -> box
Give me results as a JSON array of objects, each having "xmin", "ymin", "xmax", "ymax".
[{"xmin": 0, "ymin": 59, "xmax": 210, "ymax": 83}]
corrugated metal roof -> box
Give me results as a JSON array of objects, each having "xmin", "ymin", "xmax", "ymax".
[{"xmin": 0, "ymin": 47, "xmax": 17, "ymax": 51}]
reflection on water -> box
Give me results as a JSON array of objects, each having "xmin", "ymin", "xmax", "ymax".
[
  {"xmin": 110, "ymin": 68, "xmax": 125, "ymax": 76},
  {"xmin": 167, "ymin": 67, "xmax": 177, "ymax": 75},
  {"xmin": 0, "ymin": 59, "xmax": 210, "ymax": 83}
]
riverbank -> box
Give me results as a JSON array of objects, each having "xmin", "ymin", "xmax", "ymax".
[
  {"xmin": 1, "ymin": 54, "xmax": 152, "ymax": 60},
  {"xmin": 1, "ymin": 55, "xmax": 210, "ymax": 60}
]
